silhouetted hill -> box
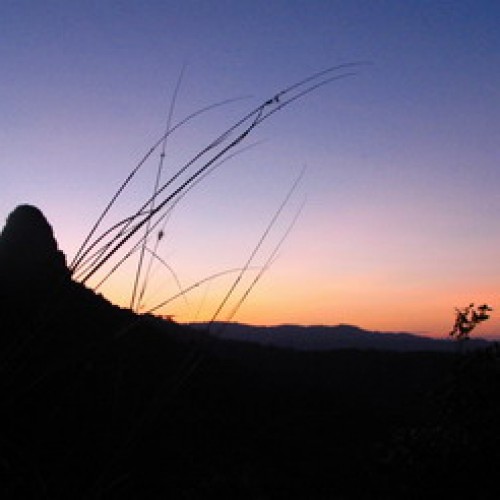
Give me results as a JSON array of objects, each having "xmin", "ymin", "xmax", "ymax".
[
  {"xmin": 1, "ymin": 205, "xmax": 499, "ymax": 499},
  {"xmin": 188, "ymin": 321, "xmax": 491, "ymax": 352}
]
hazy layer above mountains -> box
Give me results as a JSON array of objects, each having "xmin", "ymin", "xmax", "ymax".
[{"xmin": 187, "ymin": 321, "xmax": 492, "ymax": 352}]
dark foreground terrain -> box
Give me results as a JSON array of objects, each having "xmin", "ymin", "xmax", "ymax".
[{"xmin": 1, "ymin": 206, "xmax": 499, "ymax": 499}]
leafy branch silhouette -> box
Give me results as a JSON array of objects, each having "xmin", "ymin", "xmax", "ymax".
[{"xmin": 449, "ymin": 303, "xmax": 493, "ymax": 341}]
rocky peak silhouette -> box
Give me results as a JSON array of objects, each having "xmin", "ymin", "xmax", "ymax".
[{"xmin": 0, "ymin": 204, "xmax": 68, "ymax": 293}]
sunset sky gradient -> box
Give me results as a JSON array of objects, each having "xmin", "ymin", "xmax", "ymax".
[{"xmin": 2, "ymin": 1, "xmax": 499, "ymax": 337}]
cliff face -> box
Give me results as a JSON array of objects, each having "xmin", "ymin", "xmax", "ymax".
[
  {"xmin": 0, "ymin": 204, "xmax": 69, "ymax": 294},
  {"xmin": 0, "ymin": 204, "xmax": 165, "ymax": 343},
  {"xmin": 0, "ymin": 205, "xmax": 195, "ymax": 499}
]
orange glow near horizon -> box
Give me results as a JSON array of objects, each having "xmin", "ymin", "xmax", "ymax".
[{"xmin": 96, "ymin": 267, "xmax": 500, "ymax": 340}]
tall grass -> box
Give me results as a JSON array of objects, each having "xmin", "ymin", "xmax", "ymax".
[
  {"xmin": 2, "ymin": 63, "xmax": 369, "ymax": 499},
  {"xmin": 69, "ymin": 63, "xmax": 364, "ymax": 324},
  {"xmin": 72, "ymin": 67, "xmax": 367, "ymax": 484}
]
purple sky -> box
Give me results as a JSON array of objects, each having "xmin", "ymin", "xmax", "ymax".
[{"xmin": 2, "ymin": 1, "xmax": 499, "ymax": 337}]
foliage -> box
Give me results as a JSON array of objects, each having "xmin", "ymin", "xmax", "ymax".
[{"xmin": 449, "ymin": 303, "xmax": 493, "ymax": 341}]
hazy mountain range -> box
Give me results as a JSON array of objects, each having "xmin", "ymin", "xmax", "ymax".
[{"xmin": 187, "ymin": 321, "xmax": 491, "ymax": 352}]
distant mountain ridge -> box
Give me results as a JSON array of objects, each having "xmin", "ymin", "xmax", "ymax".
[{"xmin": 187, "ymin": 321, "xmax": 492, "ymax": 352}]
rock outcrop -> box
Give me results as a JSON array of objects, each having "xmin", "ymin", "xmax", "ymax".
[{"xmin": 0, "ymin": 204, "xmax": 69, "ymax": 294}]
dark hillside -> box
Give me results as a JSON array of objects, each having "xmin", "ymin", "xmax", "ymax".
[{"xmin": 1, "ymin": 206, "xmax": 499, "ymax": 499}]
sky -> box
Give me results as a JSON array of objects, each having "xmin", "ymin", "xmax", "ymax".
[{"xmin": 1, "ymin": 0, "xmax": 499, "ymax": 337}]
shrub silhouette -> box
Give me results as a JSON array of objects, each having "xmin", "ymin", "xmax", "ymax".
[{"xmin": 449, "ymin": 303, "xmax": 493, "ymax": 341}]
